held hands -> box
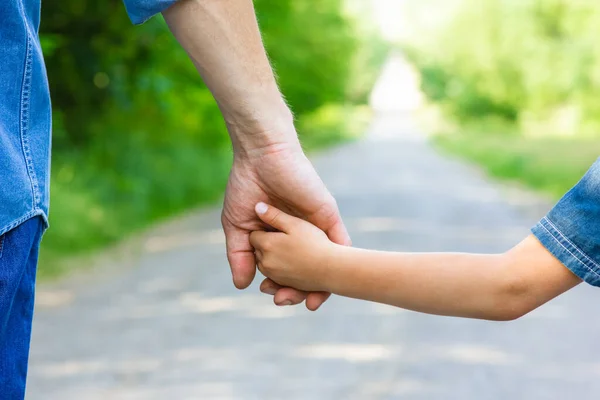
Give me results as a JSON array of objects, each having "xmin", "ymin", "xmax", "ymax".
[
  {"xmin": 250, "ymin": 202, "xmax": 337, "ymax": 294},
  {"xmin": 222, "ymin": 142, "xmax": 350, "ymax": 310}
]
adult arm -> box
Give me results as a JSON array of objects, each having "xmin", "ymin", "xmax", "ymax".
[{"xmin": 160, "ymin": 0, "xmax": 351, "ymax": 310}]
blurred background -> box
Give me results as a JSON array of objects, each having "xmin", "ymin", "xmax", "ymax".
[
  {"xmin": 397, "ymin": 0, "xmax": 600, "ymax": 199},
  {"xmin": 30, "ymin": 0, "xmax": 600, "ymax": 398}
]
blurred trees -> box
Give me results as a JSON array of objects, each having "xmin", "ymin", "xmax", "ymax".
[
  {"xmin": 403, "ymin": 0, "xmax": 600, "ymax": 137},
  {"xmin": 42, "ymin": 0, "xmax": 372, "ymax": 149}
]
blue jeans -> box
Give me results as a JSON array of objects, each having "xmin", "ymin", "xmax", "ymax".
[{"xmin": 0, "ymin": 217, "xmax": 44, "ymax": 399}]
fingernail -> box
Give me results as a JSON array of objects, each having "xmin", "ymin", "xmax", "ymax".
[
  {"xmin": 256, "ymin": 202, "xmax": 268, "ymax": 214},
  {"xmin": 280, "ymin": 300, "xmax": 292, "ymax": 306}
]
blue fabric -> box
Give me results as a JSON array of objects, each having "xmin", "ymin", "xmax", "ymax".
[
  {"xmin": 0, "ymin": 0, "xmax": 176, "ymax": 237},
  {"xmin": 0, "ymin": 0, "xmax": 51, "ymax": 237},
  {"xmin": 0, "ymin": 217, "xmax": 44, "ymax": 399},
  {"xmin": 532, "ymin": 158, "xmax": 600, "ymax": 287},
  {"xmin": 1, "ymin": 1, "xmax": 173, "ymax": 396},
  {"xmin": 123, "ymin": 0, "xmax": 179, "ymax": 24}
]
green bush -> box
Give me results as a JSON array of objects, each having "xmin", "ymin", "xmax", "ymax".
[
  {"xmin": 436, "ymin": 133, "xmax": 600, "ymax": 199},
  {"xmin": 403, "ymin": 0, "xmax": 600, "ymax": 137}
]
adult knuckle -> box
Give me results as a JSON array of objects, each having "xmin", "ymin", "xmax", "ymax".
[
  {"xmin": 318, "ymin": 198, "xmax": 339, "ymax": 223},
  {"xmin": 327, "ymin": 194, "xmax": 339, "ymax": 210}
]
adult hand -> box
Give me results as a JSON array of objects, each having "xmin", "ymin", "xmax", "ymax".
[{"xmin": 222, "ymin": 137, "xmax": 350, "ymax": 310}]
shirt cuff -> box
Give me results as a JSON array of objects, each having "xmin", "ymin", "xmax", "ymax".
[
  {"xmin": 532, "ymin": 216, "xmax": 600, "ymax": 287},
  {"xmin": 531, "ymin": 157, "xmax": 600, "ymax": 287},
  {"xmin": 123, "ymin": 0, "xmax": 178, "ymax": 24}
]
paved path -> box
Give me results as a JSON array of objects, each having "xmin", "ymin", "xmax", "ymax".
[{"xmin": 27, "ymin": 114, "xmax": 600, "ymax": 399}]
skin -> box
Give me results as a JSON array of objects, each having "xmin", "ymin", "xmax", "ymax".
[
  {"xmin": 250, "ymin": 203, "xmax": 582, "ymax": 321},
  {"xmin": 163, "ymin": 0, "xmax": 351, "ymax": 310}
]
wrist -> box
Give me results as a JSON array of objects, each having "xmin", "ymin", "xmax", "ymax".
[
  {"xmin": 319, "ymin": 243, "xmax": 347, "ymax": 294},
  {"xmin": 225, "ymin": 97, "xmax": 300, "ymax": 154}
]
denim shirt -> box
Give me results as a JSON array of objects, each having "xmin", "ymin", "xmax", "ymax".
[
  {"xmin": 532, "ymin": 158, "xmax": 600, "ymax": 287},
  {"xmin": 0, "ymin": 0, "xmax": 176, "ymax": 237}
]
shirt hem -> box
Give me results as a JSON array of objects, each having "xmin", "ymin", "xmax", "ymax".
[
  {"xmin": 126, "ymin": 1, "xmax": 178, "ymax": 25},
  {"xmin": 0, "ymin": 209, "xmax": 48, "ymax": 237}
]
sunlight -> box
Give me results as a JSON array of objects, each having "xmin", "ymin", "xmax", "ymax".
[
  {"xmin": 369, "ymin": 53, "xmax": 423, "ymax": 113},
  {"xmin": 370, "ymin": 0, "xmax": 406, "ymax": 41}
]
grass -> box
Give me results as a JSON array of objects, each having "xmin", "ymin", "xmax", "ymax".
[
  {"xmin": 38, "ymin": 103, "xmax": 371, "ymax": 280},
  {"xmin": 434, "ymin": 129, "xmax": 600, "ymax": 200}
]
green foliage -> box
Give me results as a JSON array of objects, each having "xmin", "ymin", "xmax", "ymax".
[
  {"xmin": 403, "ymin": 0, "xmax": 600, "ymax": 137},
  {"xmin": 297, "ymin": 105, "xmax": 372, "ymax": 152},
  {"xmin": 435, "ymin": 132, "xmax": 600, "ymax": 199},
  {"xmin": 39, "ymin": 1, "xmax": 385, "ymax": 275},
  {"xmin": 257, "ymin": 0, "xmax": 356, "ymax": 114},
  {"xmin": 402, "ymin": 1, "xmax": 600, "ymax": 199}
]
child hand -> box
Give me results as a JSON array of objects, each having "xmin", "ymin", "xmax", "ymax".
[{"xmin": 249, "ymin": 202, "xmax": 337, "ymax": 293}]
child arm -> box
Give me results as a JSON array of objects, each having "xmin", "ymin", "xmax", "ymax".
[
  {"xmin": 250, "ymin": 203, "xmax": 581, "ymax": 320},
  {"xmin": 324, "ymin": 235, "xmax": 580, "ymax": 320}
]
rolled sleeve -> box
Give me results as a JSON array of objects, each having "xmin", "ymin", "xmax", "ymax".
[
  {"xmin": 531, "ymin": 157, "xmax": 600, "ymax": 287},
  {"xmin": 123, "ymin": 0, "xmax": 178, "ymax": 24}
]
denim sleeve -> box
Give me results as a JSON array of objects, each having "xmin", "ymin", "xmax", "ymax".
[
  {"xmin": 122, "ymin": 0, "xmax": 178, "ymax": 24},
  {"xmin": 531, "ymin": 157, "xmax": 600, "ymax": 287}
]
